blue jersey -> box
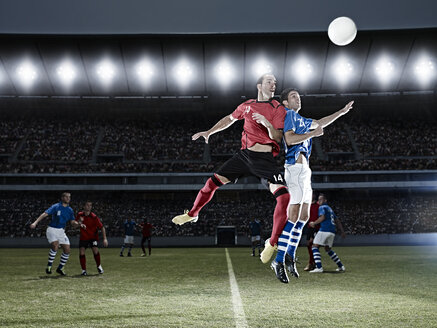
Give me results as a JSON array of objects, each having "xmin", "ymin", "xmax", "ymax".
[
  {"xmin": 318, "ymin": 204, "xmax": 337, "ymax": 233},
  {"xmin": 124, "ymin": 221, "xmax": 136, "ymax": 236},
  {"xmin": 249, "ymin": 220, "xmax": 261, "ymax": 236},
  {"xmin": 45, "ymin": 202, "xmax": 75, "ymax": 229},
  {"xmin": 283, "ymin": 108, "xmax": 313, "ymax": 165}
]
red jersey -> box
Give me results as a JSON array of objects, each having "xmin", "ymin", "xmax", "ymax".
[
  {"xmin": 141, "ymin": 223, "xmax": 153, "ymax": 237},
  {"xmin": 231, "ymin": 99, "xmax": 286, "ymax": 157},
  {"xmin": 76, "ymin": 211, "xmax": 103, "ymax": 241},
  {"xmin": 309, "ymin": 203, "xmax": 320, "ymax": 230}
]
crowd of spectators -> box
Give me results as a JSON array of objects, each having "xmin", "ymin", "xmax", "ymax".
[
  {"xmin": 1, "ymin": 191, "xmax": 435, "ymax": 239},
  {"xmin": 0, "ymin": 115, "xmax": 436, "ymax": 173}
]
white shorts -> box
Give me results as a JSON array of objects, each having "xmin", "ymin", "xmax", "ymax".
[
  {"xmin": 251, "ymin": 235, "xmax": 261, "ymax": 242},
  {"xmin": 313, "ymin": 231, "xmax": 335, "ymax": 247},
  {"xmin": 124, "ymin": 235, "xmax": 134, "ymax": 244},
  {"xmin": 284, "ymin": 163, "xmax": 312, "ymax": 204},
  {"xmin": 46, "ymin": 226, "xmax": 70, "ymax": 245}
]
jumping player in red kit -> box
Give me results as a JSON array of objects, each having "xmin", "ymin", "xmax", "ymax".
[
  {"xmin": 76, "ymin": 201, "xmax": 108, "ymax": 275},
  {"xmin": 172, "ymin": 73, "xmax": 290, "ymax": 262}
]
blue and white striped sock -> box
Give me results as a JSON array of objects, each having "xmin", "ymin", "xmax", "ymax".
[
  {"xmin": 285, "ymin": 220, "xmax": 306, "ymax": 261},
  {"xmin": 312, "ymin": 247, "xmax": 322, "ymax": 268},
  {"xmin": 327, "ymin": 249, "xmax": 343, "ymax": 268},
  {"xmin": 47, "ymin": 249, "xmax": 57, "ymax": 266},
  {"xmin": 274, "ymin": 221, "xmax": 294, "ymax": 263},
  {"xmin": 58, "ymin": 253, "xmax": 70, "ymax": 269}
]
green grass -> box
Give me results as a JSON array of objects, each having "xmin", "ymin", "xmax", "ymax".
[{"xmin": 0, "ymin": 246, "xmax": 436, "ymax": 328}]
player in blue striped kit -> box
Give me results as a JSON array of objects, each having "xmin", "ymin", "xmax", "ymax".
[
  {"xmin": 269, "ymin": 88, "xmax": 353, "ymax": 283},
  {"xmin": 309, "ymin": 193, "xmax": 346, "ymax": 273},
  {"xmin": 30, "ymin": 192, "xmax": 84, "ymax": 275}
]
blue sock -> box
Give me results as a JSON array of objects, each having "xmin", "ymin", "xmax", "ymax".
[
  {"xmin": 312, "ymin": 247, "xmax": 322, "ymax": 268},
  {"xmin": 285, "ymin": 220, "xmax": 306, "ymax": 260},
  {"xmin": 327, "ymin": 249, "xmax": 343, "ymax": 267},
  {"xmin": 274, "ymin": 221, "xmax": 294, "ymax": 263}
]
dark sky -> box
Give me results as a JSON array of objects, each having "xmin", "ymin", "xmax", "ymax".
[{"xmin": 0, "ymin": 0, "xmax": 436, "ymax": 34}]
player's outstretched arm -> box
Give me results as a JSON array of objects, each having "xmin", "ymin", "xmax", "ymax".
[
  {"xmin": 192, "ymin": 114, "xmax": 237, "ymax": 144},
  {"xmin": 71, "ymin": 220, "xmax": 86, "ymax": 229},
  {"xmin": 101, "ymin": 226, "xmax": 108, "ymax": 247},
  {"xmin": 310, "ymin": 214, "xmax": 326, "ymax": 227},
  {"xmin": 284, "ymin": 126, "xmax": 324, "ymax": 146},
  {"xmin": 312, "ymin": 101, "xmax": 354, "ymax": 129},
  {"xmin": 335, "ymin": 218, "xmax": 346, "ymax": 238},
  {"xmin": 30, "ymin": 212, "xmax": 49, "ymax": 229},
  {"xmin": 252, "ymin": 113, "xmax": 283, "ymax": 142}
]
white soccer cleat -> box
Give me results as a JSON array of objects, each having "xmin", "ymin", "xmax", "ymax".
[
  {"xmin": 172, "ymin": 210, "xmax": 198, "ymax": 225},
  {"xmin": 309, "ymin": 267, "xmax": 324, "ymax": 273},
  {"xmin": 336, "ymin": 266, "xmax": 346, "ymax": 272},
  {"xmin": 260, "ymin": 238, "xmax": 277, "ymax": 264}
]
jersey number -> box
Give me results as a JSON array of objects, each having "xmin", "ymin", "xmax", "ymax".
[{"xmin": 273, "ymin": 174, "xmax": 284, "ymax": 183}]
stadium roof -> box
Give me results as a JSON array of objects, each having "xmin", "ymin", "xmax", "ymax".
[{"xmin": 0, "ymin": 0, "xmax": 436, "ymax": 34}]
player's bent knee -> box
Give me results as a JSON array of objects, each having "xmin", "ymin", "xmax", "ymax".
[{"xmin": 214, "ymin": 173, "xmax": 230, "ymax": 184}]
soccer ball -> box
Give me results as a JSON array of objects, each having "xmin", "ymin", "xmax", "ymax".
[{"xmin": 328, "ymin": 17, "xmax": 357, "ymax": 46}]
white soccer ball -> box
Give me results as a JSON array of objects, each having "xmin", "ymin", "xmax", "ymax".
[{"xmin": 328, "ymin": 17, "xmax": 357, "ymax": 46}]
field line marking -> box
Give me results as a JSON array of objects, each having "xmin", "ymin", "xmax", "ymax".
[{"xmin": 225, "ymin": 248, "xmax": 249, "ymax": 328}]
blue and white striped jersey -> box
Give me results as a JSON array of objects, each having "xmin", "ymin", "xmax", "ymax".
[{"xmin": 283, "ymin": 108, "xmax": 313, "ymax": 165}]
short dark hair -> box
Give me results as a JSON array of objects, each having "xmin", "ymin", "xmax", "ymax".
[
  {"xmin": 319, "ymin": 193, "xmax": 327, "ymax": 201},
  {"xmin": 280, "ymin": 88, "xmax": 298, "ymax": 105}
]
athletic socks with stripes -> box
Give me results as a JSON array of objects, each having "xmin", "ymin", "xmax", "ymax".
[
  {"xmin": 47, "ymin": 249, "xmax": 57, "ymax": 267},
  {"xmin": 57, "ymin": 253, "xmax": 70, "ymax": 269},
  {"xmin": 275, "ymin": 221, "xmax": 294, "ymax": 263}
]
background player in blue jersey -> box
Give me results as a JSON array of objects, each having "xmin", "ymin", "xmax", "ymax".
[
  {"xmin": 120, "ymin": 218, "xmax": 137, "ymax": 257},
  {"xmin": 30, "ymin": 192, "xmax": 84, "ymax": 275},
  {"xmin": 270, "ymin": 88, "xmax": 353, "ymax": 283},
  {"xmin": 249, "ymin": 219, "xmax": 262, "ymax": 257},
  {"xmin": 309, "ymin": 193, "xmax": 346, "ymax": 273}
]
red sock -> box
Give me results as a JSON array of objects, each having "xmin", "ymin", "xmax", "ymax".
[
  {"xmin": 270, "ymin": 187, "xmax": 290, "ymax": 246},
  {"xmin": 308, "ymin": 241, "xmax": 315, "ymax": 264},
  {"xmin": 79, "ymin": 254, "xmax": 86, "ymax": 270},
  {"xmin": 94, "ymin": 252, "xmax": 101, "ymax": 267},
  {"xmin": 188, "ymin": 174, "xmax": 223, "ymax": 217}
]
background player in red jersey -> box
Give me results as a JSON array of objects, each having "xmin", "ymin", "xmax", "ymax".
[
  {"xmin": 76, "ymin": 201, "xmax": 108, "ymax": 275},
  {"xmin": 172, "ymin": 73, "xmax": 290, "ymax": 264},
  {"xmin": 304, "ymin": 192, "xmax": 320, "ymax": 271},
  {"xmin": 139, "ymin": 219, "xmax": 153, "ymax": 256}
]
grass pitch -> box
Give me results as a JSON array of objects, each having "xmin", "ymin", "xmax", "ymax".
[{"xmin": 0, "ymin": 246, "xmax": 436, "ymax": 328}]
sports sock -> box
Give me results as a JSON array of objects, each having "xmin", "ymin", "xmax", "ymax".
[
  {"xmin": 275, "ymin": 220, "xmax": 294, "ymax": 263},
  {"xmin": 94, "ymin": 252, "xmax": 101, "ymax": 267},
  {"xmin": 128, "ymin": 245, "xmax": 132, "ymax": 254},
  {"xmin": 58, "ymin": 253, "xmax": 70, "ymax": 270},
  {"xmin": 47, "ymin": 249, "xmax": 57, "ymax": 266},
  {"xmin": 79, "ymin": 254, "xmax": 86, "ymax": 270},
  {"xmin": 270, "ymin": 187, "xmax": 290, "ymax": 246},
  {"xmin": 327, "ymin": 249, "xmax": 343, "ymax": 267},
  {"xmin": 188, "ymin": 174, "xmax": 223, "ymax": 217},
  {"xmin": 307, "ymin": 241, "xmax": 315, "ymax": 264},
  {"xmin": 312, "ymin": 247, "xmax": 322, "ymax": 269},
  {"xmin": 286, "ymin": 220, "xmax": 306, "ymax": 260},
  {"xmin": 120, "ymin": 245, "xmax": 125, "ymax": 254}
]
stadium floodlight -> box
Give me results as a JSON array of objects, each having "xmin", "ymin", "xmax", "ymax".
[
  {"xmin": 414, "ymin": 57, "xmax": 435, "ymax": 85},
  {"xmin": 96, "ymin": 59, "xmax": 116, "ymax": 84},
  {"xmin": 173, "ymin": 58, "xmax": 194, "ymax": 87},
  {"xmin": 214, "ymin": 58, "xmax": 234, "ymax": 87},
  {"xmin": 16, "ymin": 60, "xmax": 38, "ymax": 88},
  {"xmin": 252, "ymin": 58, "xmax": 273, "ymax": 79},
  {"xmin": 292, "ymin": 58, "xmax": 313, "ymax": 85},
  {"xmin": 136, "ymin": 58, "xmax": 155, "ymax": 85},
  {"xmin": 57, "ymin": 60, "xmax": 77, "ymax": 86},
  {"xmin": 375, "ymin": 57, "xmax": 395, "ymax": 84},
  {"xmin": 332, "ymin": 57, "xmax": 353, "ymax": 85}
]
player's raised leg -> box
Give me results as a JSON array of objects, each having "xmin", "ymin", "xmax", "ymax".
[{"xmin": 172, "ymin": 174, "xmax": 229, "ymax": 225}]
